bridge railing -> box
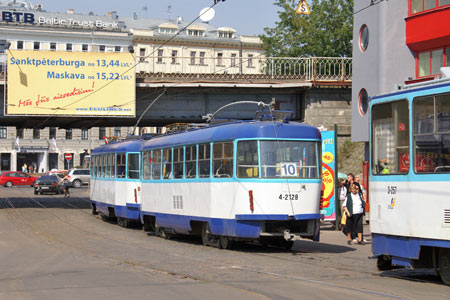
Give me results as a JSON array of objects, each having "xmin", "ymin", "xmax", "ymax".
[
  {"xmin": 0, "ymin": 53, "xmax": 352, "ymax": 83},
  {"xmin": 135, "ymin": 56, "xmax": 352, "ymax": 82}
]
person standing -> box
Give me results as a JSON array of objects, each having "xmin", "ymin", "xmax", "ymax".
[
  {"xmin": 344, "ymin": 173, "xmax": 354, "ymax": 194},
  {"xmin": 342, "ymin": 184, "xmax": 366, "ymax": 245},
  {"xmin": 337, "ymin": 178, "xmax": 347, "ymax": 229}
]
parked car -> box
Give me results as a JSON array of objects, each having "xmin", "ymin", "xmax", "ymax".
[
  {"xmin": 67, "ymin": 168, "xmax": 90, "ymax": 188},
  {"xmin": 0, "ymin": 171, "xmax": 38, "ymax": 187},
  {"xmin": 34, "ymin": 175, "xmax": 64, "ymax": 195}
]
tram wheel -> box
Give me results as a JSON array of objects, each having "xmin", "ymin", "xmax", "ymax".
[
  {"xmin": 377, "ymin": 255, "xmax": 393, "ymax": 271},
  {"xmin": 201, "ymin": 223, "xmax": 218, "ymax": 247},
  {"xmin": 438, "ymin": 248, "xmax": 450, "ymax": 286},
  {"xmin": 117, "ymin": 217, "xmax": 129, "ymax": 228},
  {"xmin": 219, "ymin": 236, "xmax": 233, "ymax": 250}
]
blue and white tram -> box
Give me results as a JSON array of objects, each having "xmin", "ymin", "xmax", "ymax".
[
  {"xmin": 139, "ymin": 120, "xmax": 322, "ymax": 249},
  {"xmin": 90, "ymin": 139, "xmax": 145, "ymax": 227},
  {"xmin": 370, "ymin": 78, "xmax": 450, "ymax": 284}
]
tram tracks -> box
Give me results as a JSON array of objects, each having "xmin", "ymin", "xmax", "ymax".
[{"xmin": 0, "ymin": 189, "xmax": 424, "ymax": 299}]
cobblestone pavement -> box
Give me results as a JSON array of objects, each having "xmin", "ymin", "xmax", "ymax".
[{"xmin": 0, "ymin": 186, "xmax": 448, "ymax": 300}]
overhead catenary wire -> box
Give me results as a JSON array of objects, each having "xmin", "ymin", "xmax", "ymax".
[{"xmin": 59, "ymin": 2, "xmax": 222, "ymax": 111}]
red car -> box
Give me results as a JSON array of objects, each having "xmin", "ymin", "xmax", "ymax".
[{"xmin": 0, "ymin": 171, "xmax": 38, "ymax": 187}]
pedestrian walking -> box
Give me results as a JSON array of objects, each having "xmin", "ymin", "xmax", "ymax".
[
  {"xmin": 342, "ymin": 184, "xmax": 366, "ymax": 245},
  {"xmin": 59, "ymin": 173, "xmax": 71, "ymax": 198},
  {"xmin": 337, "ymin": 178, "xmax": 347, "ymax": 229}
]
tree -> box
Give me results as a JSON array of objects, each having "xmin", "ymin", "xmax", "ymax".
[{"xmin": 261, "ymin": 0, "xmax": 353, "ymax": 57}]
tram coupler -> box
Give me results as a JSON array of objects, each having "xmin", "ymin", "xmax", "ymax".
[{"xmin": 283, "ymin": 229, "xmax": 302, "ymax": 241}]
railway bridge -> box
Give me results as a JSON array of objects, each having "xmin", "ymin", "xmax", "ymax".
[{"xmin": 0, "ymin": 55, "xmax": 352, "ymax": 132}]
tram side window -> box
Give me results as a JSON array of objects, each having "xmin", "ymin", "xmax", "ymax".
[
  {"xmin": 260, "ymin": 140, "xmax": 319, "ymax": 178},
  {"xmin": 117, "ymin": 154, "xmax": 126, "ymax": 178},
  {"xmin": 213, "ymin": 142, "xmax": 233, "ymax": 178},
  {"xmin": 198, "ymin": 143, "xmax": 210, "ymax": 178},
  {"xmin": 142, "ymin": 151, "xmax": 151, "ymax": 180},
  {"xmin": 100, "ymin": 155, "xmax": 105, "ymax": 177},
  {"xmin": 152, "ymin": 150, "xmax": 162, "ymax": 179},
  {"xmin": 108, "ymin": 154, "xmax": 116, "ymax": 178},
  {"xmin": 414, "ymin": 94, "xmax": 450, "ymax": 173},
  {"xmin": 128, "ymin": 153, "xmax": 140, "ymax": 179},
  {"xmin": 372, "ymin": 100, "xmax": 410, "ymax": 175},
  {"xmin": 173, "ymin": 147, "xmax": 184, "ymax": 179},
  {"xmin": 163, "ymin": 148, "xmax": 172, "ymax": 179},
  {"xmin": 105, "ymin": 154, "xmax": 110, "ymax": 178},
  {"xmin": 185, "ymin": 145, "xmax": 197, "ymax": 178},
  {"xmin": 237, "ymin": 141, "xmax": 258, "ymax": 178},
  {"xmin": 92, "ymin": 156, "xmax": 97, "ymax": 178}
]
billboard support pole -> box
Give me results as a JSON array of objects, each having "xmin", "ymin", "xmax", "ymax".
[{"xmin": 334, "ymin": 124, "xmax": 340, "ymax": 231}]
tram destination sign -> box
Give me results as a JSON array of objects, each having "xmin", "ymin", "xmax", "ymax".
[{"xmin": 5, "ymin": 50, "xmax": 135, "ymax": 117}]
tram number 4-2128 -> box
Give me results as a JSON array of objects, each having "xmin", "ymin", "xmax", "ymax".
[{"xmin": 279, "ymin": 194, "xmax": 299, "ymax": 200}]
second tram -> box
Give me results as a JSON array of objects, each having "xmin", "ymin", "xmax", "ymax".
[{"xmin": 370, "ymin": 77, "xmax": 450, "ymax": 285}]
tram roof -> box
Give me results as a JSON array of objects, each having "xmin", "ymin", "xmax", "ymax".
[
  {"xmin": 92, "ymin": 139, "xmax": 145, "ymax": 154},
  {"xmin": 142, "ymin": 121, "xmax": 320, "ymax": 150}
]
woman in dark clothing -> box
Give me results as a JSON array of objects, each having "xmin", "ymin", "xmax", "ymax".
[{"xmin": 342, "ymin": 184, "xmax": 366, "ymax": 245}]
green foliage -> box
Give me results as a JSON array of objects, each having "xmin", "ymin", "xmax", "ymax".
[{"xmin": 261, "ymin": 0, "xmax": 354, "ymax": 57}]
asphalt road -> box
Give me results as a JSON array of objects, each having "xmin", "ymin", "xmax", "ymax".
[{"xmin": 0, "ymin": 186, "xmax": 448, "ymax": 300}]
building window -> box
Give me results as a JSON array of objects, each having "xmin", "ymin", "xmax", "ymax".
[
  {"xmin": 159, "ymin": 27, "xmax": 177, "ymax": 34},
  {"xmin": 218, "ymin": 31, "xmax": 234, "ymax": 38},
  {"xmin": 411, "ymin": 0, "xmax": 450, "ymax": 14},
  {"xmin": 34, "ymin": 42, "xmax": 40, "ymax": 50},
  {"xmin": 217, "ymin": 53, "xmax": 223, "ymax": 66},
  {"xmin": 17, "ymin": 41, "xmax": 23, "ymax": 50},
  {"xmin": 171, "ymin": 50, "xmax": 178, "ymax": 64},
  {"xmin": 0, "ymin": 126, "xmax": 6, "ymax": 139},
  {"xmin": 49, "ymin": 127, "xmax": 56, "ymax": 139},
  {"xmin": 16, "ymin": 128, "xmax": 24, "ymax": 139},
  {"xmin": 33, "ymin": 129, "xmax": 40, "ymax": 139},
  {"xmin": 187, "ymin": 29, "xmax": 205, "ymax": 36},
  {"xmin": 200, "ymin": 52, "xmax": 205, "ymax": 65},
  {"xmin": 99, "ymin": 45, "xmax": 105, "ymax": 52},
  {"xmin": 417, "ymin": 48, "xmax": 445, "ymax": 77},
  {"xmin": 82, "ymin": 44, "xmax": 88, "ymax": 52},
  {"xmin": 66, "ymin": 129, "xmax": 72, "ymax": 140},
  {"xmin": 114, "ymin": 127, "xmax": 121, "ymax": 137},
  {"xmin": 114, "ymin": 46, "xmax": 121, "ymax": 52},
  {"xmin": 190, "ymin": 51, "xmax": 196, "ymax": 65},
  {"xmin": 358, "ymin": 89, "xmax": 369, "ymax": 116},
  {"xmin": 139, "ymin": 48, "xmax": 146, "ymax": 62},
  {"xmin": 248, "ymin": 54, "xmax": 254, "ymax": 68},
  {"xmin": 99, "ymin": 127, "xmax": 106, "ymax": 140},
  {"xmin": 231, "ymin": 53, "xmax": 237, "ymax": 67},
  {"xmin": 81, "ymin": 129, "xmax": 88, "ymax": 140},
  {"xmin": 359, "ymin": 25, "xmax": 369, "ymax": 52},
  {"xmin": 50, "ymin": 42, "xmax": 56, "ymax": 51},
  {"xmin": 66, "ymin": 43, "xmax": 72, "ymax": 51},
  {"xmin": 157, "ymin": 49, "xmax": 163, "ymax": 63}
]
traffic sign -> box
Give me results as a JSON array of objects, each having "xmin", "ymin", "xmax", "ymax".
[
  {"xmin": 296, "ymin": 0, "xmax": 311, "ymax": 15},
  {"xmin": 65, "ymin": 153, "xmax": 72, "ymax": 161}
]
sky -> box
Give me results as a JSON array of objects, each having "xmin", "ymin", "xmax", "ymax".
[{"xmin": 35, "ymin": 0, "xmax": 281, "ymax": 35}]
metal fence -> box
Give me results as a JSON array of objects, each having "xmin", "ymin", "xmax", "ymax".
[{"xmin": 135, "ymin": 56, "xmax": 352, "ymax": 82}]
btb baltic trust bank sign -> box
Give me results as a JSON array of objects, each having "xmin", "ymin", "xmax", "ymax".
[{"xmin": 0, "ymin": 11, "xmax": 120, "ymax": 29}]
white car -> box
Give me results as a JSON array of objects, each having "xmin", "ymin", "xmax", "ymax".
[{"xmin": 67, "ymin": 168, "xmax": 90, "ymax": 188}]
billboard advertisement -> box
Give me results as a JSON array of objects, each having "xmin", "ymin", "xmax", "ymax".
[
  {"xmin": 6, "ymin": 50, "xmax": 135, "ymax": 116},
  {"xmin": 321, "ymin": 130, "xmax": 336, "ymax": 221}
]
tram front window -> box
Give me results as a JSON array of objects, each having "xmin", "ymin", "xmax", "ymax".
[
  {"xmin": 414, "ymin": 94, "xmax": 450, "ymax": 173},
  {"xmin": 260, "ymin": 141, "xmax": 318, "ymax": 179},
  {"xmin": 237, "ymin": 141, "xmax": 258, "ymax": 178},
  {"xmin": 372, "ymin": 100, "xmax": 410, "ymax": 175}
]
